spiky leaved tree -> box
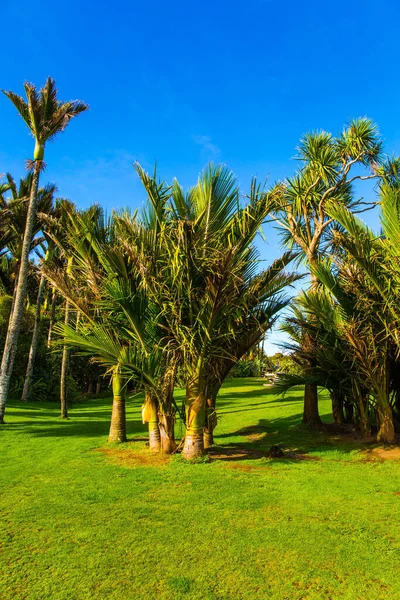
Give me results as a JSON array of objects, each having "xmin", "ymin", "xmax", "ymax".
[
  {"xmin": 201, "ymin": 252, "xmax": 300, "ymax": 447},
  {"xmin": 265, "ymin": 118, "xmax": 390, "ymax": 428},
  {"xmin": 0, "ymin": 78, "xmax": 88, "ymax": 422},
  {"xmin": 138, "ymin": 165, "xmax": 295, "ymax": 458}
]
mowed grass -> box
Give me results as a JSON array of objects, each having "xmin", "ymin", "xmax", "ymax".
[{"xmin": 1, "ymin": 379, "xmax": 400, "ymax": 600}]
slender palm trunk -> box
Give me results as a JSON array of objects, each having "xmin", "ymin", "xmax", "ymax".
[
  {"xmin": 158, "ymin": 362, "xmax": 177, "ymax": 454},
  {"xmin": 47, "ymin": 286, "xmax": 57, "ymax": 348},
  {"xmin": 204, "ymin": 386, "xmax": 219, "ymax": 448},
  {"xmin": 148, "ymin": 395, "xmax": 161, "ymax": 452},
  {"xmin": 182, "ymin": 381, "xmax": 206, "ymax": 459},
  {"xmin": 302, "ymin": 271, "xmax": 323, "ymax": 429},
  {"xmin": 108, "ymin": 369, "xmax": 127, "ymax": 443},
  {"xmin": 60, "ymin": 300, "xmax": 71, "ymax": 419},
  {"xmin": 21, "ymin": 273, "xmax": 46, "ymax": 402},
  {"xmin": 0, "ymin": 161, "xmax": 41, "ymax": 423},
  {"xmin": 331, "ymin": 390, "xmax": 344, "ymax": 424}
]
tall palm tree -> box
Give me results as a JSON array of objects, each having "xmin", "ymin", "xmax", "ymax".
[
  {"xmin": 42, "ymin": 200, "xmax": 104, "ymax": 418},
  {"xmin": 0, "ymin": 78, "xmax": 88, "ymax": 423},
  {"xmin": 265, "ymin": 118, "xmax": 390, "ymax": 428}
]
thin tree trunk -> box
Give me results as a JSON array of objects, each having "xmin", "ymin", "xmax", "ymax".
[
  {"xmin": 0, "ymin": 161, "xmax": 41, "ymax": 423},
  {"xmin": 60, "ymin": 300, "xmax": 71, "ymax": 419},
  {"xmin": 204, "ymin": 389, "xmax": 219, "ymax": 448},
  {"xmin": 182, "ymin": 382, "xmax": 206, "ymax": 459},
  {"xmin": 158, "ymin": 361, "xmax": 177, "ymax": 454},
  {"xmin": 148, "ymin": 394, "xmax": 161, "ymax": 451},
  {"xmin": 21, "ymin": 273, "xmax": 46, "ymax": 402},
  {"xmin": 331, "ymin": 390, "xmax": 344, "ymax": 424},
  {"xmin": 47, "ymin": 286, "xmax": 57, "ymax": 348},
  {"xmin": 302, "ymin": 379, "xmax": 322, "ymax": 428},
  {"xmin": 302, "ymin": 272, "xmax": 323, "ymax": 429},
  {"xmin": 108, "ymin": 369, "xmax": 127, "ymax": 443},
  {"xmin": 344, "ymin": 400, "xmax": 354, "ymax": 424}
]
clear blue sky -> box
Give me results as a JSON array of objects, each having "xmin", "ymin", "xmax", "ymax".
[{"xmin": 2, "ymin": 0, "xmax": 400, "ymax": 352}]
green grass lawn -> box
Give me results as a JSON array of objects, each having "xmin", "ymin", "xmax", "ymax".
[{"xmin": 1, "ymin": 379, "xmax": 400, "ymax": 600}]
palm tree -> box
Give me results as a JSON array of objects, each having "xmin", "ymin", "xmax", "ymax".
[
  {"xmin": 132, "ymin": 165, "xmax": 295, "ymax": 458},
  {"xmin": 0, "ymin": 78, "xmax": 88, "ymax": 423},
  {"xmin": 265, "ymin": 118, "xmax": 389, "ymax": 428},
  {"xmin": 55, "ymin": 323, "xmax": 132, "ymax": 443},
  {"xmin": 42, "ymin": 200, "xmax": 104, "ymax": 418}
]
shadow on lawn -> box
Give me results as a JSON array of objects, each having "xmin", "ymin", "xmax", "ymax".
[
  {"xmin": 6, "ymin": 389, "xmax": 374, "ymax": 461},
  {"xmin": 213, "ymin": 415, "xmax": 376, "ymax": 458},
  {"xmin": 5, "ymin": 397, "xmax": 146, "ymax": 439}
]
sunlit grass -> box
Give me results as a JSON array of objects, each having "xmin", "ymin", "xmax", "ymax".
[{"xmin": 1, "ymin": 379, "xmax": 400, "ymax": 599}]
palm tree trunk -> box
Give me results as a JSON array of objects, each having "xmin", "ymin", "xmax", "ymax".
[
  {"xmin": 148, "ymin": 394, "xmax": 161, "ymax": 451},
  {"xmin": 302, "ymin": 355, "xmax": 322, "ymax": 428},
  {"xmin": 302, "ymin": 272, "xmax": 323, "ymax": 429},
  {"xmin": 377, "ymin": 403, "xmax": 395, "ymax": 444},
  {"xmin": 158, "ymin": 362, "xmax": 177, "ymax": 454},
  {"xmin": 47, "ymin": 286, "xmax": 57, "ymax": 348},
  {"xmin": 159, "ymin": 413, "xmax": 176, "ymax": 454},
  {"xmin": 331, "ymin": 390, "xmax": 344, "ymax": 424},
  {"xmin": 302, "ymin": 381, "xmax": 322, "ymax": 427},
  {"xmin": 108, "ymin": 369, "xmax": 127, "ymax": 443},
  {"xmin": 60, "ymin": 300, "xmax": 71, "ymax": 419},
  {"xmin": 21, "ymin": 273, "xmax": 46, "ymax": 402},
  {"xmin": 182, "ymin": 382, "xmax": 206, "ymax": 459},
  {"xmin": 0, "ymin": 161, "xmax": 41, "ymax": 423},
  {"xmin": 204, "ymin": 387, "xmax": 219, "ymax": 448}
]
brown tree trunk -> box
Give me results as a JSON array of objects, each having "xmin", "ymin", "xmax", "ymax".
[
  {"xmin": 108, "ymin": 370, "xmax": 127, "ymax": 443},
  {"xmin": 331, "ymin": 390, "xmax": 344, "ymax": 424},
  {"xmin": 204, "ymin": 389, "xmax": 218, "ymax": 448},
  {"xmin": 377, "ymin": 404, "xmax": 395, "ymax": 444},
  {"xmin": 159, "ymin": 414, "xmax": 177, "ymax": 454},
  {"xmin": 21, "ymin": 273, "xmax": 46, "ymax": 402},
  {"xmin": 0, "ymin": 161, "xmax": 41, "ymax": 423},
  {"xmin": 157, "ymin": 359, "xmax": 178, "ymax": 453},
  {"xmin": 302, "ymin": 382, "xmax": 322, "ymax": 428}
]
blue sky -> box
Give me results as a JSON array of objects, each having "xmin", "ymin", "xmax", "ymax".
[{"xmin": 2, "ymin": 0, "xmax": 400, "ymax": 352}]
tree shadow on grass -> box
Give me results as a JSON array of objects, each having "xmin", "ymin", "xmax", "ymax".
[
  {"xmin": 4, "ymin": 397, "xmax": 146, "ymax": 439},
  {"xmin": 212, "ymin": 415, "xmax": 378, "ymax": 459}
]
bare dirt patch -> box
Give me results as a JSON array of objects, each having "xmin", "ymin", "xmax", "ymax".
[
  {"xmin": 95, "ymin": 445, "xmax": 170, "ymax": 468},
  {"xmin": 363, "ymin": 447, "xmax": 400, "ymax": 462}
]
